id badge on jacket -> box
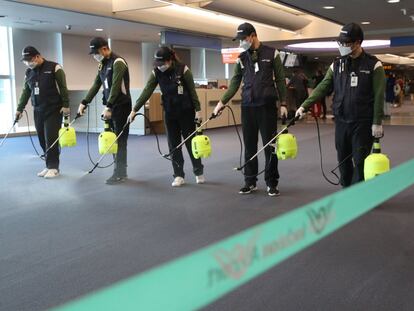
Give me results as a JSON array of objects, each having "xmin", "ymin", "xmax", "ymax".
[
  {"xmin": 34, "ymin": 82, "xmax": 40, "ymax": 95},
  {"xmin": 178, "ymin": 85, "xmax": 184, "ymax": 95},
  {"xmin": 350, "ymin": 72, "xmax": 358, "ymax": 87}
]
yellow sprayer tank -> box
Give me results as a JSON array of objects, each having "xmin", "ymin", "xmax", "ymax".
[
  {"xmin": 99, "ymin": 121, "xmax": 118, "ymax": 155},
  {"xmin": 192, "ymin": 133, "xmax": 211, "ymax": 159},
  {"xmin": 59, "ymin": 116, "xmax": 77, "ymax": 147},
  {"xmin": 364, "ymin": 139, "xmax": 390, "ymax": 181},
  {"xmin": 276, "ymin": 119, "xmax": 298, "ymax": 161}
]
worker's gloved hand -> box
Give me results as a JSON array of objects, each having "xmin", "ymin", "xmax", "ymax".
[
  {"xmin": 60, "ymin": 107, "xmax": 70, "ymax": 116},
  {"xmin": 213, "ymin": 101, "xmax": 225, "ymax": 116},
  {"xmin": 78, "ymin": 103, "xmax": 87, "ymax": 116},
  {"xmin": 195, "ymin": 110, "xmax": 203, "ymax": 123},
  {"xmin": 128, "ymin": 110, "xmax": 137, "ymax": 123},
  {"xmin": 280, "ymin": 106, "xmax": 288, "ymax": 119},
  {"xmin": 14, "ymin": 111, "xmax": 22, "ymax": 122},
  {"xmin": 372, "ymin": 124, "xmax": 383, "ymax": 138},
  {"xmin": 102, "ymin": 107, "xmax": 112, "ymax": 120},
  {"xmin": 295, "ymin": 106, "xmax": 306, "ymax": 119}
]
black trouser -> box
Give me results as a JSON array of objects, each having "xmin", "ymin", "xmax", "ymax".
[
  {"xmin": 164, "ymin": 109, "xmax": 204, "ymax": 178},
  {"xmin": 110, "ymin": 101, "xmax": 131, "ymax": 177},
  {"xmin": 34, "ymin": 108, "xmax": 62, "ymax": 170},
  {"xmin": 321, "ymin": 97, "xmax": 327, "ymax": 117},
  {"xmin": 335, "ymin": 118, "xmax": 373, "ymax": 187},
  {"xmin": 241, "ymin": 104, "xmax": 279, "ymax": 187}
]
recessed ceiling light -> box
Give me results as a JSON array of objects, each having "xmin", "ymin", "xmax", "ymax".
[
  {"xmin": 323, "ymin": 6, "xmax": 335, "ymax": 9},
  {"xmin": 387, "ymin": 0, "xmax": 400, "ymax": 3},
  {"xmin": 314, "ymin": 57, "xmax": 319, "ymax": 59},
  {"xmin": 361, "ymin": 21, "xmax": 371, "ymax": 25},
  {"xmin": 95, "ymin": 28, "xmax": 104, "ymax": 32}
]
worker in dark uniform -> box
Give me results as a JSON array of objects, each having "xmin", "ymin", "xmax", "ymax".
[
  {"xmin": 213, "ymin": 23, "xmax": 288, "ymax": 197},
  {"xmin": 15, "ymin": 46, "xmax": 70, "ymax": 179},
  {"xmin": 78, "ymin": 37, "xmax": 131, "ymax": 185},
  {"xmin": 296, "ymin": 23, "xmax": 385, "ymax": 187},
  {"xmin": 128, "ymin": 46, "xmax": 204, "ymax": 187}
]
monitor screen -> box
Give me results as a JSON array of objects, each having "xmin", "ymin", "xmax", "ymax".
[{"xmin": 284, "ymin": 53, "xmax": 297, "ymax": 67}]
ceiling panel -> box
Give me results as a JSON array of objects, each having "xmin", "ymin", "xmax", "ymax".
[
  {"xmin": 0, "ymin": 0, "xmax": 162, "ymax": 42},
  {"xmin": 274, "ymin": 0, "xmax": 414, "ymax": 37},
  {"xmin": 201, "ymin": 0, "xmax": 311, "ymax": 31}
]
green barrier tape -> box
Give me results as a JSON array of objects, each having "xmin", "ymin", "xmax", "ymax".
[{"xmin": 53, "ymin": 159, "xmax": 414, "ymax": 311}]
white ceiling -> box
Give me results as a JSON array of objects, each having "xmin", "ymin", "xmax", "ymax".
[
  {"xmin": 4, "ymin": 0, "xmax": 342, "ymax": 42},
  {"xmin": 1, "ymin": 0, "xmax": 413, "ymax": 68},
  {"xmin": 0, "ymin": 0, "xmax": 163, "ymax": 42}
]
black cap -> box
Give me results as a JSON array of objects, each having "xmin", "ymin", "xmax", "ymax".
[
  {"xmin": 89, "ymin": 37, "xmax": 108, "ymax": 54},
  {"xmin": 154, "ymin": 46, "xmax": 174, "ymax": 67},
  {"xmin": 337, "ymin": 23, "xmax": 364, "ymax": 43},
  {"xmin": 233, "ymin": 22, "xmax": 256, "ymax": 41},
  {"xmin": 21, "ymin": 46, "xmax": 40, "ymax": 61}
]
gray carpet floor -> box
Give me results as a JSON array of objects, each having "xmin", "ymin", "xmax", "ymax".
[{"xmin": 0, "ymin": 122, "xmax": 413, "ymax": 311}]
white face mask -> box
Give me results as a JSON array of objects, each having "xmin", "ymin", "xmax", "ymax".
[
  {"xmin": 337, "ymin": 41, "xmax": 355, "ymax": 57},
  {"xmin": 157, "ymin": 64, "xmax": 170, "ymax": 72},
  {"xmin": 23, "ymin": 61, "xmax": 37, "ymax": 69},
  {"xmin": 240, "ymin": 39, "xmax": 252, "ymax": 51},
  {"xmin": 338, "ymin": 45, "xmax": 353, "ymax": 56},
  {"xmin": 93, "ymin": 54, "xmax": 104, "ymax": 62}
]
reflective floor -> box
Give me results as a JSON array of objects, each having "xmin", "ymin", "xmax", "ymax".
[
  {"xmin": 384, "ymin": 99, "xmax": 414, "ymax": 126},
  {"xmin": 302, "ymin": 98, "xmax": 414, "ymax": 126}
]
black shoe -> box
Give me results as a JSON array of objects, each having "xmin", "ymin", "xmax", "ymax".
[
  {"xmin": 106, "ymin": 174, "xmax": 126, "ymax": 185},
  {"xmin": 267, "ymin": 186, "xmax": 280, "ymax": 197},
  {"xmin": 239, "ymin": 184, "xmax": 257, "ymax": 194}
]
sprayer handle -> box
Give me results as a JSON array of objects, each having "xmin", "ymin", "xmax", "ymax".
[
  {"xmin": 285, "ymin": 115, "xmax": 300, "ymax": 128},
  {"xmin": 63, "ymin": 115, "xmax": 70, "ymax": 127}
]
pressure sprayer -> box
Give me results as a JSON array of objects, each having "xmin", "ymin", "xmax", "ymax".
[
  {"xmin": 191, "ymin": 120, "xmax": 212, "ymax": 159},
  {"xmin": 98, "ymin": 119, "xmax": 118, "ymax": 155},
  {"xmin": 364, "ymin": 138, "xmax": 390, "ymax": 180},
  {"xmin": 43, "ymin": 113, "xmax": 81, "ymax": 155},
  {"xmin": 0, "ymin": 116, "xmax": 19, "ymax": 148},
  {"xmin": 313, "ymin": 114, "xmax": 390, "ymax": 186},
  {"xmin": 275, "ymin": 117, "xmax": 298, "ymax": 160},
  {"xmin": 58, "ymin": 115, "xmax": 78, "ymax": 147},
  {"xmin": 234, "ymin": 116, "xmax": 299, "ymax": 171},
  {"xmin": 88, "ymin": 118, "xmax": 130, "ymax": 174},
  {"xmin": 162, "ymin": 113, "xmax": 216, "ymax": 160}
]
